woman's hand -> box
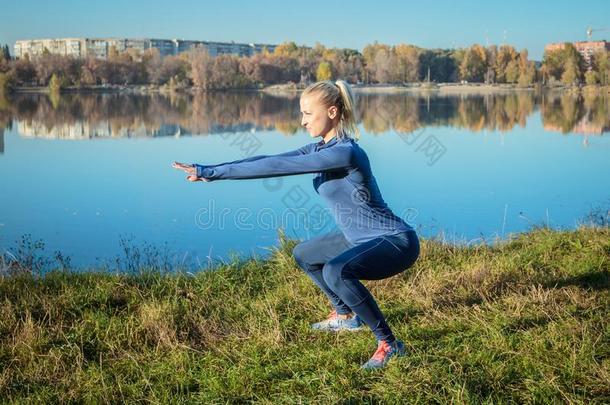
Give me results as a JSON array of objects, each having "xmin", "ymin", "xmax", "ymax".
[{"xmin": 171, "ymin": 161, "xmax": 210, "ymax": 182}]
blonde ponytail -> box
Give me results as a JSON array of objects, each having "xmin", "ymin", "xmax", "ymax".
[{"xmin": 302, "ymin": 79, "xmax": 360, "ymax": 140}]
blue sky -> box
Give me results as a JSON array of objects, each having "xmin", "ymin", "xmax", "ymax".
[{"xmin": 1, "ymin": 0, "xmax": 609, "ymax": 60}]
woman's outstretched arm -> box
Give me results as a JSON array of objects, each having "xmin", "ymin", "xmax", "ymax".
[
  {"xmin": 194, "ymin": 143, "xmax": 354, "ymax": 181},
  {"xmin": 203, "ymin": 143, "xmax": 313, "ymax": 169}
]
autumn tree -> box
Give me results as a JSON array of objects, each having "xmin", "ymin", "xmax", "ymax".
[
  {"xmin": 505, "ymin": 59, "xmax": 520, "ymax": 83},
  {"xmin": 561, "ymin": 58, "xmax": 579, "ymax": 85},
  {"xmin": 591, "ymin": 49, "xmax": 609, "ymax": 85},
  {"xmin": 316, "ymin": 61, "xmax": 332, "ymax": 81},
  {"xmin": 585, "ymin": 70, "xmax": 599, "ymax": 85},
  {"xmin": 459, "ymin": 44, "xmax": 487, "ymax": 82},
  {"xmin": 542, "ymin": 43, "xmax": 585, "ymax": 85},
  {"xmin": 394, "ymin": 44, "xmax": 419, "ymax": 83},
  {"xmin": 517, "ymin": 49, "xmax": 536, "ymax": 87},
  {"xmin": 188, "ymin": 49, "xmax": 214, "ymax": 89},
  {"xmin": 495, "ymin": 45, "xmax": 518, "ymax": 83},
  {"xmin": 273, "ymin": 41, "xmax": 299, "ymax": 58}
]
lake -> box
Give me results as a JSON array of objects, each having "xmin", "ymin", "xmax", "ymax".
[{"xmin": 1, "ymin": 90, "xmax": 608, "ymax": 270}]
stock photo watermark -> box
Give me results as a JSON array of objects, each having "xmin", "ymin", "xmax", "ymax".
[
  {"xmin": 194, "ymin": 195, "xmax": 419, "ymax": 235},
  {"xmin": 397, "ymin": 127, "xmax": 447, "ymax": 166},
  {"xmin": 205, "ymin": 124, "xmax": 428, "ymax": 237},
  {"xmin": 218, "ymin": 130, "xmax": 263, "ymax": 157}
]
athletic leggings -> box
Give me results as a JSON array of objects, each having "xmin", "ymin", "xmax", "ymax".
[{"xmin": 292, "ymin": 229, "xmax": 420, "ymax": 343}]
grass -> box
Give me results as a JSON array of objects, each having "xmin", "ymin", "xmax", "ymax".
[{"xmin": 0, "ymin": 225, "xmax": 609, "ymax": 403}]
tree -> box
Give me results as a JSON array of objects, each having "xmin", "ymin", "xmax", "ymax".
[
  {"xmin": 49, "ymin": 73, "xmax": 66, "ymax": 92},
  {"xmin": 459, "ymin": 44, "xmax": 487, "ymax": 82},
  {"xmin": 11, "ymin": 58, "xmax": 37, "ymax": 85},
  {"xmin": 188, "ymin": 49, "xmax": 214, "ymax": 89},
  {"xmin": 592, "ymin": 49, "xmax": 609, "ymax": 86},
  {"xmin": 561, "ymin": 58, "xmax": 579, "ymax": 85},
  {"xmin": 518, "ymin": 62, "xmax": 536, "ymax": 86},
  {"xmin": 142, "ymin": 48, "xmax": 163, "ymax": 85},
  {"xmin": 517, "ymin": 49, "xmax": 536, "ymax": 87},
  {"xmin": 418, "ymin": 49, "xmax": 458, "ymax": 82},
  {"xmin": 80, "ymin": 57, "xmax": 99, "ymax": 85},
  {"xmin": 273, "ymin": 42, "xmax": 299, "ymax": 58},
  {"xmin": 505, "ymin": 60, "xmax": 520, "ymax": 83},
  {"xmin": 0, "ymin": 72, "xmax": 15, "ymax": 94},
  {"xmin": 584, "ymin": 70, "xmax": 599, "ymax": 85},
  {"xmin": 373, "ymin": 47, "xmax": 395, "ymax": 83},
  {"xmin": 362, "ymin": 42, "xmax": 392, "ymax": 83},
  {"xmin": 316, "ymin": 61, "xmax": 332, "ymax": 81},
  {"xmin": 542, "ymin": 43, "xmax": 585, "ymax": 85},
  {"xmin": 152, "ymin": 55, "xmax": 189, "ymax": 85},
  {"xmin": 495, "ymin": 45, "xmax": 518, "ymax": 83},
  {"xmin": 0, "ymin": 45, "xmax": 10, "ymax": 74},
  {"xmin": 485, "ymin": 45, "xmax": 498, "ymax": 83},
  {"xmin": 210, "ymin": 54, "xmax": 249, "ymax": 89},
  {"xmin": 32, "ymin": 54, "xmax": 82, "ymax": 86},
  {"xmin": 394, "ymin": 44, "xmax": 419, "ymax": 83}
]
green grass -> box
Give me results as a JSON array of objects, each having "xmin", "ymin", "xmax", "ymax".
[{"xmin": 1, "ymin": 226, "xmax": 609, "ymax": 403}]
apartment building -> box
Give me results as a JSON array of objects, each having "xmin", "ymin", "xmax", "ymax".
[
  {"xmin": 544, "ymin": 40, "xmax": 610, "ymax": 68},
  {"xmin": 14, "ymin": 37, "xmax": 277, "ymax": 59}
]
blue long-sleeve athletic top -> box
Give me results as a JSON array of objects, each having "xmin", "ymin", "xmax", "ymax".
[{"xmin": 193, "ymin": 136, "xmax": 413, "ymax": 245}]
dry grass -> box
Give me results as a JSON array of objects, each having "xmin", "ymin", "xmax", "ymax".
[{"xmin": 0, "ymin": 226, "xmax": 608, "ymax": 403}]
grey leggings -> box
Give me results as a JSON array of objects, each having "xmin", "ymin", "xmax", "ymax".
[{"xmin": 293, "ymin": 229, "xmax": 420, "ymax": 343}]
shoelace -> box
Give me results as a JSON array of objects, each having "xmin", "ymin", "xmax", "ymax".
[{"xmin": 371, "ymin": 341, "xmax": 393, "ymax": 362}]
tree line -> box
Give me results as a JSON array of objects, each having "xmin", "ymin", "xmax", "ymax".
[{"xmin": 0, "ymin": 41, "xmax": 608, "ymax": 92}]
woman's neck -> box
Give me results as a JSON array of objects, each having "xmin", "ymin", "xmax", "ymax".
[{"xmin": 323, "ymin": 128, "xmax": 338, "ymax": 144}]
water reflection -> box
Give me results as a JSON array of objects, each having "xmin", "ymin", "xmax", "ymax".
[
  {"xmin": 0, "ymin": 91, "xmax": 608, "ymax": 146},
  {"xmin": 542, "ymin": 92, "xmax": 610, "ymax": 135}
]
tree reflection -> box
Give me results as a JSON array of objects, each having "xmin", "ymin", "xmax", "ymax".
[
  {"xmin": 0, "ymin": 91, "xmax": 607, "ymax": 141},
  {"xmin": 542, "ymin": 92, "xmax": 610, "ymax": 135}
]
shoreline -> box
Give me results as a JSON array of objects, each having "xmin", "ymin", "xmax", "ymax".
[{"xmin": 10, "ymin": 83, "xmax": 610, "ymax": 96}]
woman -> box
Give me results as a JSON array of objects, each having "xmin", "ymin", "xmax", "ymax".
[{"xmin": 172, "ymin": 80, "xmax": 420, "ymax": 370}]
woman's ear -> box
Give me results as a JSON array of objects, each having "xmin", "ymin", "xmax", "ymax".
[{"xmin": 327, "ymin": 105, "xmax": 338, "ymax": 119}]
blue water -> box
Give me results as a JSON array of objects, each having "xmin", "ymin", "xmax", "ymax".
[{"xmin": 1, "ymin": 93, "xmax": 608, "ymax": 269}]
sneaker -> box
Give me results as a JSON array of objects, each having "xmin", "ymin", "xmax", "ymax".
[
  {"xmin": 361, "ymin": 339, "xmax": 406, "ymax": 370},
  {"xmin": 310, "ymin": 309, "xmax": 365, "ymax": 332}
]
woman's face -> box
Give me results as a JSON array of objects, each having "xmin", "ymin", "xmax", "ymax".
[{"xmin": 300, "ymin": 93, "xmax": 339, "ymax": 140}]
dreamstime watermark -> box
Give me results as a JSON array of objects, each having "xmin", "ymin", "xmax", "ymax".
[
  {"xmin": 194, "ymin": 198, "xmax": 419, "ymax": 233},
  {"xmin": 206, "ymin": 124, "xmax": 424, "ymax": 237},
  {"xmin": 218, "ymin": 130, "xmax": 263, "ymax": 158},
  {"xmin": 397, "ymin": 127, "xmax": 447, "ymax": 166}
]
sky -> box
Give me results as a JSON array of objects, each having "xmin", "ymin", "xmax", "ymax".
[{"xmin": 1, "ymin": 0, "xmax": 609, "ymax": 60}]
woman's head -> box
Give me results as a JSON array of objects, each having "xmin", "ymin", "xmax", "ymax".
[{"xmin": 299, "ymin": 80, "xmax": 359, "ymax": 141}]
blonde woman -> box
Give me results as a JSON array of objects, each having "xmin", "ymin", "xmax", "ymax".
[{"xmin": 172, "ymin": 80, "xmax": 420, "ymax": 370}]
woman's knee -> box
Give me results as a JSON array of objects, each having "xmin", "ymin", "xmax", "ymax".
[
  {"xmin": 292, "ymin": 242, "xmax": 311, "ymax": 270},
  {"xmin": 322, "ymin": 261, "xmax": 344, "ymax": 291}
]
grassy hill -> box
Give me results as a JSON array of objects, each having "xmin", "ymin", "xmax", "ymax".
[{"xmin": 1, "ymin": 226, "xmax": 609, "ymax": 403}]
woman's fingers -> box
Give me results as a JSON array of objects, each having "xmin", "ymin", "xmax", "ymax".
[
  {"xmin": 172, "ymin": 162, "xmax": 196, "ymax": 174},
  {"xmin": 172, "ymin": 161, "xmax": 191, "ymax": 169},
  {"xmin": 173, "ymin": 162, "xmax": 207, "ymax": 181},
  {"xmin": 187, "ymin": 175, "xmax": 209, "ymax": 182}
]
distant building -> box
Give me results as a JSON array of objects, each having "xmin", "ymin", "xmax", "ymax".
[
  {"xmin": 13, "ymin": 37, "xmax": 277, "ymax": 60},
  {"xmin": 544, "ymin": 40, "xmax": 610, "ymax": 69}
]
